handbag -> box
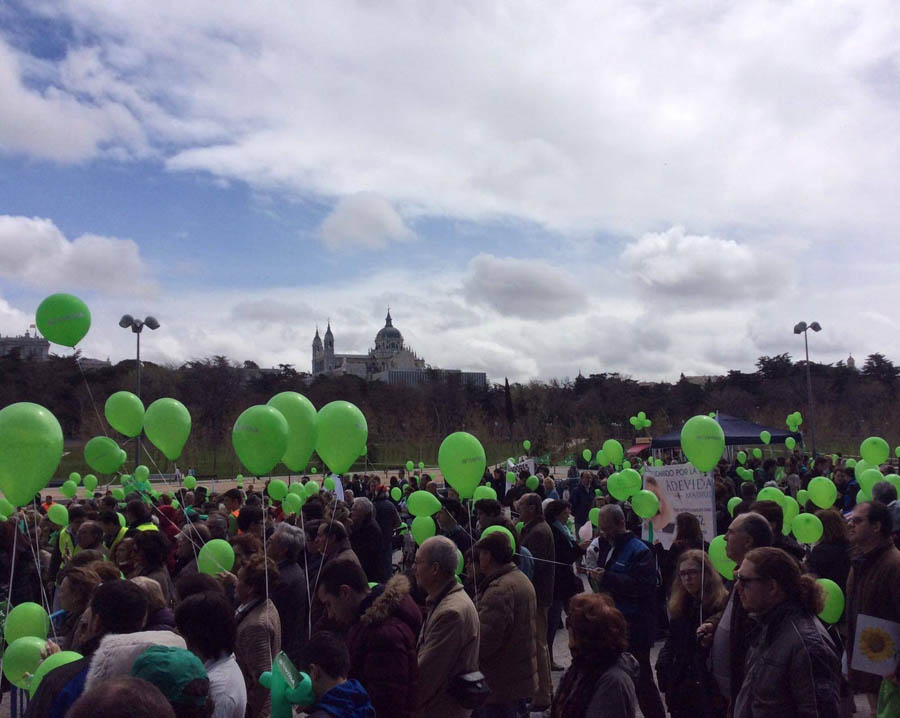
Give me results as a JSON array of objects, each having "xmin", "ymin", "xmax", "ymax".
[{"xmin": 448, "ymin": 671, "xmax": 491, "ymax": 710}]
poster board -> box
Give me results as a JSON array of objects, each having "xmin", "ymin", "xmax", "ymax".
[
  {"xmin": 641, "ymin": 462, "xmax": 716, "ymax": 549},
  {"xmin": 851, "ymin": 615, "xmax": 900, "ymax": 676}
]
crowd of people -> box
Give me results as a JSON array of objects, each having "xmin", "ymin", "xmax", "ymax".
[{"xmin": 1, "ymin": 451, "xmax": 899, "ymax": 718}]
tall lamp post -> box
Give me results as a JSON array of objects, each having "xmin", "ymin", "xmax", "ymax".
[
  {"xmin": 793, "ymin": 321, "xmax": 821, "ymax": 456},
  {"xmin": 119, "ymin": 314, "xmax": 160, "ymax": 465}
]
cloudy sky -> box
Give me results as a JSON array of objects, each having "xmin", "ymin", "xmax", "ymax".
[{"xmin": 1, "ymin": 1, "xmax": 899, "ymax": 383}]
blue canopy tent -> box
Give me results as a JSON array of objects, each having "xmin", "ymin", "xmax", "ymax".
[{"xmin": 649, "ymin": 413, "xmax": 803, "ymax": 450}]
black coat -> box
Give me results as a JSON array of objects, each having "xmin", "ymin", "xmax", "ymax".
[
  {"xmin": 806, "ymin": 541, "xmax": 850, "ymax": 593},
  {"xmin": 549, "ymin": 523, "xmax": 584, "ymax": 603},
  {"xmin": 271, "ymin": 559, "xmax": 310, "ymax": 663},
  {"xmin": 351, "ymin": 517, "xmax": 385, "ymax": 582}
]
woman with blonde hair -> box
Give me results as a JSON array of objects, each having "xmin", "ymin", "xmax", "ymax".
[{"xmin": 655, "ymin": 550, "xmax": 727, "ymax": 718}]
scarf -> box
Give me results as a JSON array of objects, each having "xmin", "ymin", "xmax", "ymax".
[
  {"xmin": 553, "ymin": 520, "xmax": 575, "ymax": 547},
  {"xmin": 551, "ymin": 650, "xmax": 618, "ymax": 718}
]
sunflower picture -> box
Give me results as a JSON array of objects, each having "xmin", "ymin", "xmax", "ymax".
[{"xmin": 859, "ymin": 627, "xmax": 896, "ymax": 662}]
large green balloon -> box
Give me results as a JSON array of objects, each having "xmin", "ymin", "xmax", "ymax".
[
  {"xmin": 408, "ymin": 490, "xmax": 442, "ymax": 517},
  {"xmin": 817, "ymin": 578, "xmax": 844, "ymax": 624},
  {"xmin": 620, "ymin": 468, "xmax": 642, "ymax": 497},
  {"xmin": 282, "ymin": 493, "xmax": 302, "ymax": 515},
  {"xmin": 807, "ymin": 477, "xmax": 837, "ymax": 509},
  {"xmin": 727, "ymin": 496, "xmax": 741, "ymax": 516},
  {"xmin": 680, "ymin": 415, "xmax": 725, "ymax": 472},
  {"xmin": 858, "ymin": 468, "xmax": 884, "ymax": 494},
  {"xmin": 0, "ymin": 403, "xmax": 64, "ymax": 506},
  {"xmin": 709, "ymin": 535, "xmax": 735, "ymax": 580},
  {"xmin": 198, "ymin": 539, "xmax": 235, "ymax": 575},
  {"xmin": 232, "ymin": 405, "xmax": 289, "ymax": 476},
  {"xmin": 84, "ymin": 436, "xmax": 124, "ymax": 475},
  {"xmin": 4, "ymin": 602, "xmax": 49, "ymax": 644},
  {"xmin": 853, "ymin": 459, "xmax": 874, "ymax": 483},
  {"xmin": 438, "ymin": 432, "xmax": 486, "ymax": 499},
  {"xmin": 104, "ymin": 391, "xmax": 145, "ymax": 438},
  {"xmin": 267, "ymin": 392, "xmax": 318, "ymax": 473},
  {"xmin": 48, "ymin": 503, "xmax": 68, "ymax": 526},
  {"xmin": 757, "ymin": 486, "xmax": 785, "ymax": 507},
  {"xmin": 859, "ymin": 436, "xmax": 889, "ymax": 466},
  {"xmin": 473, "ymin": 485, "xmax": 497, "ymax": 502},
  {"xmin": 305, "ymin": 481, "xmax": 320, "ymax": 497},
  {"xmin": 29, "ymin": 650, "xmax": 83, "ymax": 697},
  {"xmin": 134, "ymin": 465, "xmax": 150, "ymax": 482},
  {"xmin": 268, "ymin": 479, "xmax": 288, "ymax": 501},
  {"xmin": 608, "ymin": 472, "xmax": 629, "ymax": 501},
  {"xmin": 35, "ymin": 293, "xmax": 91, "ymax": 347},
  {"xmin": 144, "ymin": 398, "xmax": 191, "ymax": 461},
  {"xmin": 792, "ymin": 513, "xmax": 823, "ymax": 543},
  {"xmin": 632, "ymin": 489, "xmax": 660, "ymax": 518},
  {"xmin": 316, "ymin": 401, "xmax": 368, "ymax": 475},
  {"xmin": 61, "ymin": 480, "xmax": 78, "ymax": 498},
  {"xmin": 781, "ymin": 496, "xmax": 799, "ymax": 535},
  {"xmin": 595, "ymin": 449, "xmax": 608, "ymax": 466},
  {"xmin": 2, "ymin": 636, "xmax": 46, "ymax": 689},
  {"xmin": 602, "ymin": 439, "xmax": 624, "ymax": 466},
  {"xmin": 411, "ymin": 516, "xmax": 436, "ymax": 546}
]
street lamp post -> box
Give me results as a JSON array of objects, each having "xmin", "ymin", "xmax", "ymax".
[
  {"xmin": 119, "ymin": 314, "xmax": 160, "ymax": 466},
  {"xmin": 793, "ymin": 321, "xmax": 821, "ymax": 456}
]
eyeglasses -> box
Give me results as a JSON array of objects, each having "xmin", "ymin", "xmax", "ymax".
[{"xmin": 733, "ymin": 573, "xmax": 766, "ymax": 585}]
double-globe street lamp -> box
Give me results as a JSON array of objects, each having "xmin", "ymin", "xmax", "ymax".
[
  {"xmin": 119, "ymin": 314, "xmax": 160, "ymax": 465},
  {"xmin": 793, "ymin": 321, "xmax": 821, "ymax": 456}
]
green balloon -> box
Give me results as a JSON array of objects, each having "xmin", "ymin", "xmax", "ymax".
[
  {"xmin": 268, "ymin": 479, "xmax": 288, "ymax": 501},
  {"xmin": 896, "ymin": 447, "xmax": 900, "ymax": 458},
  {"xmin": 524, "ymin": 475, "xmax": 538, "ymax": 491},
  {"xmin": 845, "ymin": 458, "xmax": 857, "ymax": 469},
  {"xmin": 620, "ymin": 468, "xmax": 642, "ymax": 497},
  {"xmin": 183, "ymin": 475, "xmax": 196, "ymax": 490},
  {"xmin": 595, "ymin": 449, "xmax": 608, "ymax": 466},
  {"xmin": 390, "ymin": 487, "xmax": 402, "ymax": 501},
  {"xmin": 305, "ymin": 481, "xmax": 320, "ymax": 496},
  {"xmin": 602, "ymin": 439, "xmax": 624, "ymax": 466},
  {"xmin": 737, "ymin": 451, "xmax": 747, "ymax": 465},
  {"xmin": 61, "ymin": 480, "xmax": 78, "ymax": 498},
  {"xmin": 289, "ymin": 483, "xmax": 305, "ymax": 496},
  {"xmin": 145, "ymin": 398, "xmax": 191, "ymax": 461},
  {"xmin": 84, "ymin": 436, "xmax": 124, "ymax": 475},
  {"xmin": 859, "ymin": 436, "xmax": 889, "ymax": 466},
  {"xmin": 35, "ymin": 293, "xmax": 91, "ymax": 347},
  {"xmin": 134, "ymin": 465, "xmax": 150, "ymax": 482},
  {"xmin": 0, "ymin": 402, "xmax": 64, "ymax": 506},
  {"xmin": 406, "ymin": 460, "xmax": 415, "ymax": 471},
  {"xmin": 727, "ymin": 496, "xmax": 741, "ymax": 516},
  {"xmin": 48, "ymin": 503, "xmax": 68, "ymax": 527},
  {"xmin": 481, "ymin": 524, "xmax": 516, "ymax": 551},
  {"xmin": 282, "ymin": 493, "xmax": 302, "ymax": 515},
  {"xmin": 266, "ymin": 392, "xmax": 318, "ymax": 473},
  {"xmin": 796, "ymin": 488, "xmax": 809, "ymax": 506},
  {"xmin": 411, "ymin": 516, "xmax": 436, "ymax": 546},
  {"xmin": 456, "ymin": 549, "xmax": 464, "ymax": 576},
  {"xmin": 418, "ymin": 461, "xmax": 425, "ymax": 470},
  {"xmin": 817, "ymin": 578, "xmax": 844, "ymax": 624},
  {"xmin": 407, "ymin": 490, "xmax": 442, "ymax": 517},
  {"xmin": 589, "ymin": 507, "xmax": 600, "ymax": 526},
  {"xmin": 654, "ymin": 458, "xmax": 663, "ymax": 467},
  {"xmin": 438, "ymin": 432, "xmax": 486, "ymax": 499},
  {"xmin": 112, "ymin": 488, "xmax": 125, "ymax": 501},
  {"xmin": 781, "ymin": 496, "xmax": 799, "ymax": 535},
  {"xmin": 315, "ymin": 401, "xmax": 368, "ymax": 475},
  {"xmin": 473, "ymin": 485, "xmax": 497, "ymax": 502},
  {"xmin": 632, "ymin": 489, "xmax": 659, "ymax": 518},
  {"xmin": 323, "ymin": 477, "xmax": 336, "ymax": 491},
  {"xmin": 310, "ymin": 467, "xmax": 318, "ymax": 474},
  {"xmin": 2, "ymin": 636, "xmax": 46, "ymax": 689},
  {"xmin": 118, "ymin": 512, "xmax": 126, "ymax": 526},
  {"xmin": 232, "ymin": 405, "xmax": 289, "ymax": 476},
  {"xmin": 198, "ymin": 539, "xmax": 235, "ymax": 575},
  {"xmin": 858, "ymin": 467, "xmax": 883, "ymax": 494},
  {"xmin": 622, "ymin": 460, "xmax": 632, "ymax": 469},
  {"xmin": 759, "ymin": 430, "xmax": 771, "ymax": 445},
  {"xmin": 0, "ymin": 497, "xmax": 14, "ymax": 516},
  {"xmin": 806, "ymin": 477, "xmax": 836, "ymax": 509},
  {"xmin": 854, "ymin": 459, "xmax": 874, "ymax": 483},
  {"xmin": 515, "ymin": 521, "xmax": 524, "ymax": 534},
  {"xmin": 4, "ymin": 602, "xmax": 49, "ymax": 644},
  {"xmin": 883, "ymin": 474, "xmax": 900, "ymax": 494},
  {"xmin": 104, "ymin": 391, "xmax": 145, "ymax": 438},
  {"xmin": 757, "ymin": 486, "xmax": 785, "ymax": 506},
  {"xmin": 608, "ymin": 472, "xmax": 629, "ymax": 501},
  {"xmin": 680, "ymin": 415, "xmax": 724, "ymax": 472},
  {"xmin": 29, "ymin": 650, "xmax": 82, "ymax": 697},
  {"xmin": 505, "ymin": 471, "xmax": 515, "ymax": 483},
  {"xmin": 856, "ymin": 487, "xmax": 872, "ymax": 504},
  {"xmin": 785, "ymin": 436, "xmax": 796, "ymax": 450},
  {"xmin": 709, "ymin": 535, "xmax": 736, "ymax": 580},
  {"xmin": 68, "ymin": 472, "xmax": 81, "ymax": 485},
  {"xmin": 582, "ymin": 449, "xmax": 592, "ymax": 462},
  {"xmin": 522, "ymin": 440, "xmax": 531, "ymax": 451},
  {"xmin": 792, "ymin": 513, "xmax": 823, "ymax": 543},
  {"xmin": 752, "ymin": 448, "xmax": 762, "ymax": 460}
]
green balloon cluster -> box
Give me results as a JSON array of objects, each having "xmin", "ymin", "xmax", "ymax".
[
  {"xmin": 233, "ymin": 405, "xmax": 289, "ymax": 476},
  {"xmin": 786, "ymin": 411, "xmax": 803, "ymax": 432},
  {"xmin": 104, "ymin": 391, "xmax": 145, "ymax": 437},
  {"xmin": 267, "ymin": 392, "xmax": 318, "ymax": 473},
  {"xmin": 145, "ymin": 398, "xmax": 191, "ymax": 461},
  {"xmin": 2, "ymin": 636, "xmax": 46, "ymax": 688},
  {"xmin": 198, "ymin": 539, "xmax": 235, "ymax": 575},
  {"xmin": 681, "ymin": 415, "xmax": 725, "ymax": 472},
  {"xmin": 35, "ymin": 293, "xmax": 91, "ymax": 347},
  {"xmin": 316, "ymin": 401, "xmax": 368, "ymax": 475},
  {"xmin": 629, "ymin": 411, "xmax": 652, "ymax": 430},
  {"xmin": 0, "ymin": 402, "xmax": 64, "ymax": 507},
  {"xmin": 438, "ymin": 432, "xmax": 486, "ymax": 499}
]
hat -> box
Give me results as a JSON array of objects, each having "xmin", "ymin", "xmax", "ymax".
[{"xmin": 131, "ymin": 645, "xmax": 209, "ymax": 706}]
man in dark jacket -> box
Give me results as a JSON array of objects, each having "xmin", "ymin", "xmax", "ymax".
[
  {"xmin": 268, "ymin": 524, "xmax": 310, "ymax": 663},
  {"xmin": 589, "ymin": 504, "xmax": 664, "ymax": 718},
  {"xmin": 349, "ymin": 497, "xmax": 385, "ymax": 582},
  {"xmin": 318, "ymin": 558, "xmax": 422, "ymax": 717},
  {"xmin": 372, "ymin": 487, "xmax": 401, "ymax": 580},
  {"xmin": 568, "ymin": 472, "xmax": 594, "ymax": 529},
  {"xmin": 517, "ymin": 492, "xmax": 555, "ymax": 710}
]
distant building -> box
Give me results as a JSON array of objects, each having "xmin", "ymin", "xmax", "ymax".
[
  {"xmin": 0, "ymin": 328, "xmax": 50, "ymax": 361},
  {"xmin": 312, "ymin": 310, "xmax": 487, "ymax": 388},
  {"xmin": 847, "ymin": 354, "xmax": 856, "ymax": 370},
  {"xmin": 77, "ymin": 357, "xmax": 112, "ymax": 371}
]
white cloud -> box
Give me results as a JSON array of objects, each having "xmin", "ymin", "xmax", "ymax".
[
  {"xmin": 0, "ymin": 215, "xmax": 155, "ymax": 293},
  {"xmin": 317, "ymin": 193, "xmax": 414, "ymax": 250},
  {"xmin": 462, "ymin": 253, "xmax": 588, "ymax": 319}
]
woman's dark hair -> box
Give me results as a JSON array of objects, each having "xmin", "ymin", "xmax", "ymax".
[
  {"xmin": 816, "ymin": 509, "xmax": 849, "ymax": 545},
  {"xmin": 318, "ymin": 558, "xmax": 368, "ymax": 595},
  {"xmin": 60, "ymin": 566, "xmax": 102, "ymax": 612},
  {"xmin": 861, "ymin": 501, "xmax": 894, "ymax": 537},
  {"xmin": 231, "ymin": 533, "xmax": 262, "ymax": 557},
  {"xmin": 302, "ymin": 519, "xmax": 321, "ymax": 542},
  {"xmin": 236, "ymin": 505, "xmax": 263, "ymax": 532},
  {"xmin": 238, "ymin": 554, "xmax": 279, "ymax": 597},
  {"xmin": 176, "ymin": 572, "xmax": 226, "ymax": 600},
  {"xmin": 68, "ymin": 676, "xmax": 175, "ymax": 718},
  {"xmin": 133, "ymin": 530, "xmax": 170, "ymax": 569},
  {"xmin": 566, "ymin": 593, "xmax": 628, "ymax": 659},
  {"xmin": 175, "ymin": 592, "xmax": 236, "ymax": 660},
  {"xmin": 69, "ymin": 549, "xmax": 106, "ymax": 568},
  {"xmin": 674, "ymin": 512, "xmax": 703, "ymax": 544},
  {"xmin": 92, "ymin": 580, "xmax": 149, "ymax": 634},
  {"xmin": 126, "ymin": 500, "xmax": 150, "ymax": 525},
  {"xmin": 544, "ymin": 500, "xmax": 570, "ymax": 525},
  {"xmin": 744, "ymin": 547, "xmax": 824, "ymax": 614}
]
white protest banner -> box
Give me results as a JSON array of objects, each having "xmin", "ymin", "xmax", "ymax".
[
  {"xmin": 641, "ymin": 462, "xmax": 716, "ymax": 549},
  {"xmin": 507, "ymin": 458, "xmax": 536, "ymax": 478}
]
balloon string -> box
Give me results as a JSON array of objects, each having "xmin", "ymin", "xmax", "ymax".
[
  {"xmin": 262, "ymin": 490, "xmax": 273, "ymax": 669},
  {"xmin": 75, "ymin": 355, "xmax": 109, "ymax": 438},
  {"xmin": 28, "ymin": 500, "xmax": 59, "ymax": 642},
  {"xmin": 6, "ymin": 521, "xmax": 18, "ymax": 615},
  {"xmin": 467, "ymin": 506, "xmax": 479, "ymax": 606},
  {"xmin": 299, "ymin": 509, "xmax": 312, "ymax": 640}
]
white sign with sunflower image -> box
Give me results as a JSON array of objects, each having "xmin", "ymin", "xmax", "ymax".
[{"xmin": 852, "ymin": 614, "xmax": 900, "ymax": 676}]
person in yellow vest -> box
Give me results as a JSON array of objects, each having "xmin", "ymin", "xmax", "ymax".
[
  {"xmin": 124, "ymin": 499, "xmax": 160, "ymax": 536},
  {"xmin": 100, "ymin": 510, "xmax": 129, "ymax": 558},
  {"xmin": 51, "ymin": 505, "xmax": 89, "ymax": 580}
]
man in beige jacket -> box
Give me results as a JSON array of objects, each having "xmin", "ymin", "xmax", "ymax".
[{"xmin": 414, "ymin": 536, "xmax": 480, "ymax": 718}]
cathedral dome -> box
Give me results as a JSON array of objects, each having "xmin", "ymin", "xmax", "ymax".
[{"xmin": 375, "ymin": 310, "xmax": 403, "ymax": 349}]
